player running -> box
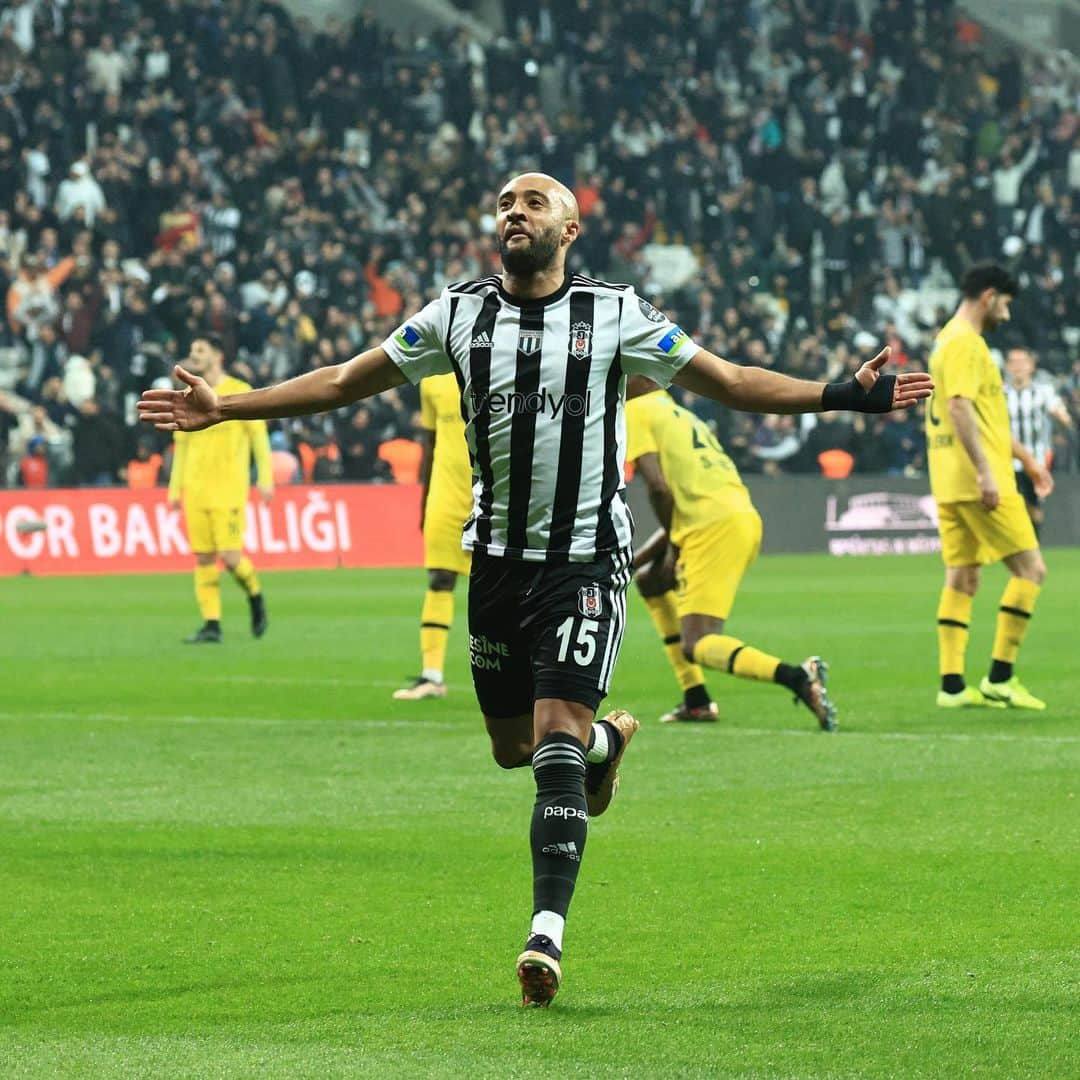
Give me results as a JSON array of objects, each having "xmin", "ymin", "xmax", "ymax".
[
  {"xmin": 1004, "ymin": 345, "xmax": 1072, "ymax": 538},
  {"xmin": 626, "ymin": 376, "xmax": 836, "ymax": 730},
  {"xmin": 168, "ymin": 334, "xmax": 272, "ymax": 644},
  {"xmin": 140, "ymin": 172, "xmax": 931, "ymax": 1007},
  {"xmin": 926, "ymin": 265, "xmax": 1051, "ymax": 710},
  {"xmin": 393, "ymin": 373, "xmax": 474, "ymax": 700}
]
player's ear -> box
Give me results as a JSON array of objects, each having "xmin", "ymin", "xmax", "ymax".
[{"xmin": 563, "ymin": 219, "xmax": 581, "ymax": 246}]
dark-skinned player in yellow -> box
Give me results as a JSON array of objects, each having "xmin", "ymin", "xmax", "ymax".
[{"xmin": 627, "ymin": 375, "xmax": 836, "ymax": 730}]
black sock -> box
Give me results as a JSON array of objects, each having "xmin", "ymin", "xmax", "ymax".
[
  {"xmin": 530, "ymin": 733, "xmax": 588, "ymax": 919},
  {"xmin": 684, "ymin": 683, "xmax": 712, "ymax": 709},
  {"xmin": 942, "ymin": 674, "xmax": 965, "ymax": 694},
  {"xmin": 206, "ymin": 619, "xmax": 221, "ymax": 632},
  {"xmin": 774, "ymin": 662, "xmax": 807, "ymax": 692},
  {"xmin": 988, "ymin": 660, "xmax": 1013, "ymax": 684}
]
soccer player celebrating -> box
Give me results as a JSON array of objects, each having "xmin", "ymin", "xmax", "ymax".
[
  {"xmin": 167, "ymin": 334, "xmax": 272, "ymax": 644},
  {"xmin": 393, "ymin": 373, "xmax": 474, "ymax": 700},
  {"xmin": 626, "ymin": 376, "xmax": 836, "ymax": 730},
  {"xmin": 1004, "ymin": 345, "xmax": 1073, "ymax": 538},
  {"xmin": 140, "ymin": 173, "xmax": 931, "ymax": 1006},
  {"xmin": 926, "ymin": 265, "xmax": 1051, "ymax": 710}
]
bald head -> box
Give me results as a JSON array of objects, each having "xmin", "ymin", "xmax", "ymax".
[
  {"xmin": 498, "ymin": 172, "xmax": 579, "ymax": 223},
  {"xmin": 495, "ymin": 172, "xmax": 581, "ymax": 279}
]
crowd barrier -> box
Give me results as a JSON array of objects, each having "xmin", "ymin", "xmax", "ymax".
[{"xmin": 2, "ymin": 476, "xmax": 1077, "ymax": 576}]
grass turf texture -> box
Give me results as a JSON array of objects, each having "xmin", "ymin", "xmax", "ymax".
[{"xmin": 1, "ymin": 552, "xmax": 1077, "ymax": 1079}]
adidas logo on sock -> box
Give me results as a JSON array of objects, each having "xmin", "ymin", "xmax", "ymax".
[{"xmin": 542, "ymin": 841, "xmax": 581, "ymax": 862}]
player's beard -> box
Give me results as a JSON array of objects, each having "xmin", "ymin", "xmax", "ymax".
[{"xmin": 498, "ymin": 224, "xmax": 562, "ymax": 276}]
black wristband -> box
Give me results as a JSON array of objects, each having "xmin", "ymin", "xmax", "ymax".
[{"xmin": 821, "ymin": 374, "xmax": 896, "ymax": 414}]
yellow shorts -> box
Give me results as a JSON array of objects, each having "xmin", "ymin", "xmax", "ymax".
[
  {"xmin": 185, "ymin": 505, "xmax": 246, "ymax": 554},
  {"xmin": 936, "ymin": 493, "xmax": 1038, "ymax": 567},
  {"xmin": 675, "ymin": 511, "xmax": 763, "ymax": 620},
  {"xmin": 424, "ymin": 506, "xmax": 471, "ymax": 575}
]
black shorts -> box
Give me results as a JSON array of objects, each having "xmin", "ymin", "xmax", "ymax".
[
  {"xmin": 1015, "ymin": 470, "xmax": 1040, "ymax": 508},
  {"xmin": 468, "ymin": 548, "xmax": 633, "ymax": 717}
]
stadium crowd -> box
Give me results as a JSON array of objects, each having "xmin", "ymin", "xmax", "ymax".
[{"xmin": 0, "ymin": 0, "xmax": 1078, "ymax": 489}]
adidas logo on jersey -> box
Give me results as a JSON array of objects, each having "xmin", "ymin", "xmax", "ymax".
[{"xmin": 470, "ymin": 331, "xmax": 494, "ymax": 349}]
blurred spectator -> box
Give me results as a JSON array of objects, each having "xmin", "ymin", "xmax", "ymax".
[
  {"xmin": 72, "ymin": 399, "xmax": 127, "ymax": 486},
  {"xmin": 19, "ymin": 436, "xmax": 49, "ymax": 488},
  {"xmin": 124, "ymin": 440, "xmax": 164, "ymax": 489}
]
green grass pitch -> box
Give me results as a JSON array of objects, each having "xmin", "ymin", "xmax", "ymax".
[{"xmin": 1, "ymin": 552, "xmax": 1077, "ymax": 1078}]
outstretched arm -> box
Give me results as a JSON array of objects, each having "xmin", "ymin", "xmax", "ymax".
[
  {"xmin": 673, "ymin": 346, "xmax": 933, "ymax": 415},
  {"xmin": 138, "ymin": 347, "xmax": 407, "ymax": 432}
]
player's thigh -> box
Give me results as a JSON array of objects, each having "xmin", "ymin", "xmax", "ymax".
[
  {"xmin": 525, "ymin": 549, "xmax": 634, "ymax": 713},
  {"xmin": 209, "ymin": 506, "xmax": 246, "ymax": 553},
  {"xmin": 467, "ymin": 551, "xmax": 533, "ymax": 718},
  {"xmin": 184, "ymin": 507, "xmax": 216, "ymax": 554},
  {"xmin": 936, "ymin": 501, "xmax": 982, "ymax": 567},
  {"xmin": 675, "ymin": 512, "xmax": 762, "ymax": 621},
  {"xmin": 424, "ymin": 509, "xmax": 472, "ymax": 576},
  {"xmin": 956, "ymin": 494, "xmax": 1038, "ymax": 564}
]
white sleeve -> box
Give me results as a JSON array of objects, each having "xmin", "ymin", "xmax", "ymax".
[
  {"xmin": 618, "ymin": 290, "xmax": 699, "ymax": 386},
  {"xmin": 381, "ymin": 292, "xmax": 453, "ymax": 384}
]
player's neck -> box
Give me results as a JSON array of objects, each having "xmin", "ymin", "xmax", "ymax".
[
  {"xmin": 500, "ymin": 264, "xmax": 567, "ymax": 301},
  {"xmin": 205, "ymin": 369, "xmax": 225, "ymax": 389},
  {"xmin": 955, "ymin": 301, "xmax": 986, "ymax": 336}
]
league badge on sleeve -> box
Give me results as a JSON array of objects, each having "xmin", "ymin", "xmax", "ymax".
[
  {"xmin": 578, "ymin": 584, "xmax": 604, "ymax": 618},
  {"xmin": 397, "ymin": 324, "xmax": 421, "ymax": 348},
  {"xmin": 638, "ymin": 297, "xmax": 666, "ymax": 323}
]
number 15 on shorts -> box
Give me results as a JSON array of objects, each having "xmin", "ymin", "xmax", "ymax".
[{"xmin": 554, "ymin": 617, "xmax": 600, "ymax": 666}]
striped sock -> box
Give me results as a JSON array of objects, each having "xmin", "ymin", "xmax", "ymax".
[
  {"xmin": 937, "ymin": 587, "xmax": 972, "ymax": 690},
  {"xmin": 990, "ymin": 578, "xmax": 1040, "ymax": 681},
  {"xmin": 420, "ymin": 589, "xmax": 454, "ymax": 682}
]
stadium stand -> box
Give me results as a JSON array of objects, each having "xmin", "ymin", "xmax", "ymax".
[{"xmin": 0, "ymin": 0, "xmax": 1077, "ymax": 487}]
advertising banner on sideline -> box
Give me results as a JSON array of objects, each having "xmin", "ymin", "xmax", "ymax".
[{"xmin": 0, "ymin": 485, "xmax": 424, "ymax": 576}]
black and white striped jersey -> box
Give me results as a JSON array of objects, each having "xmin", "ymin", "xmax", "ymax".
[
  {"xmin": 1005, "ymin": 379, "xmax": 1063, "ymax": 467},
  {"xmin": 382, "ymin": 274, "xmax": 699, "ymax": 562}
]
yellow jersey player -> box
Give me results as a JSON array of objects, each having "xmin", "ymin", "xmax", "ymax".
[
  {"xmin": 168, "ymin": 334, "xmax": 273, "ymax": 643},
  {"xmin": 626, "ymin": 376, "xmax": 836, "ymax": 730},
  {"xmin": 393, "ymin": 372, "xmax": 474, "ymax": 699},
  {"xmin": 926, "ymin": 264, "xmax": 1051, "ymax": 709}
]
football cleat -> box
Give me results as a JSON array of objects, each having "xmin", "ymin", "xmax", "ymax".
[
  {"xmin": 936, "ymin": 686, "xmax": 1007, "ymax": 709},
  {"xmin": 795, "ymin": 656, "xmax": 837, "ymax": 732},
  {"xmin": 584, "ymin": 709, "xmax": 638, "ymax": 817},
  {"xmin": 250, "ymin": 594, "xmax": 268, "ymax": 638},
  {"xmin": 517, "ymin": 934, "xmax": 562, "ymax": 1008},
  {"xmin": 392, "ymin": 677, "xmax": 447, "ymax": 701},
  {"xmin": 184, "ymin": 623, "xmax": 222, "ymax": 644},
  {"xmin": 659, "ymin": 701, "xmax": 719, "ymax": 724},
  {"xmin": 978, "ymin": 676, "xmax": 1046, "ymax": 711}
]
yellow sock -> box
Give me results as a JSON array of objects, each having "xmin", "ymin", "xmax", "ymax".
[
  {"xmin": 194, "ymin": 564, "xmax": 221, "ymax": 621},
  {"xmin": 692, "ymin": 634, "xmax": 780, "ymax": 683},
  {"xmin": 937, "ymin": 587, "xmax": 972, "ymax": 677},
  {"xmin": 230, "ymin": 556, "xmax": 261, "ymax": 597},
  {"xmin": 642, "ymin": 592, "xmax": 706, "ymax": 691},
  {"xmin": 992, "ymin": 578, "xmax": 1040, "ymax": 665},
  {"xmin": 420, "ymin": 589, "xmax": 454, "ymax": 679}
]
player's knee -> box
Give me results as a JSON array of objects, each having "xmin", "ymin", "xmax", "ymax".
[
  {"xmin": 490, "ymin": 740, "xmax": 531, "ymax": 770},
  {"xmin": 1017, "ymin": 557, "xmax": 1046, "ymax": 586},
  {"xmin": 429, "ymin": 569, "xmax": 457, "ymax": 591},
  {"xmin": 680, "ymin": 634, "xmax": 699, "ymax": 663},
  {"xmin": 947, "ymin": 568, "xmax": 979, "ymax": 595}
]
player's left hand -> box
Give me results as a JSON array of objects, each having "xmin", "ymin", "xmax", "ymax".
[
  {"xmin": 258, "ymin": 485, "xmax": 274, "ymax": 505},
  {"xmin": 1028, "ymin": 463, "xmax": 1054, "ymax": 498},
  {"xmin": 853, "ymin": 348, "xmax": 935, "ymax": 412}
]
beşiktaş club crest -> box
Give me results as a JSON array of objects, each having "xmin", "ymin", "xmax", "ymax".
[
  {"xmin": 578, "ymin": 584, "xmax": 603, "ymax": 618},
  {"xmin": 570, "ymin": 321, "xmax": 593, "ymax": 360},
  {"xmin": 518, "ymin": 327, "xmax": 543, "ymax": 355}
]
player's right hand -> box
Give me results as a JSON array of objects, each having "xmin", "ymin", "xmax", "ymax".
[
  {"xmin": 978, "ymin": 469, "xmax": 1000, "ymax": 511},
  {"xmin": 137, "ymin": 366, "xmax": 221, "ymax": 432}
]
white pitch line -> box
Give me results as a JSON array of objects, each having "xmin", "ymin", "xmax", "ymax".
[{"xmin": 0, "ymin": 713, "xmax": 1077, "ymax": 744}]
